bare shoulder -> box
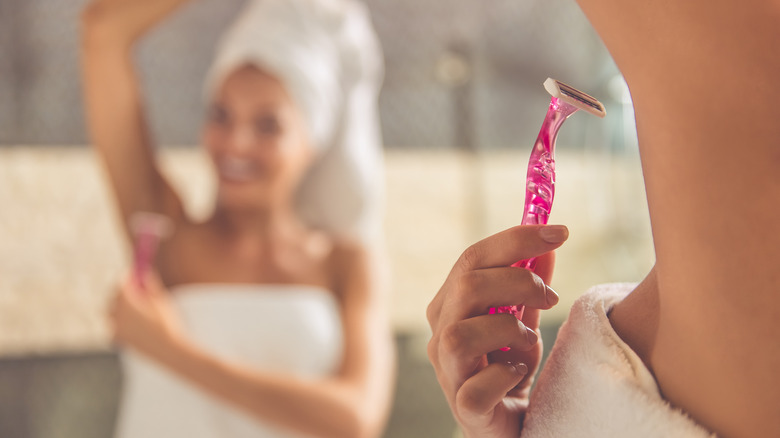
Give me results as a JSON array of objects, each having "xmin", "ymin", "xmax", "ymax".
[{"xmin": 324, "ymin": 237, "xmax": 380, "ymax": 299}]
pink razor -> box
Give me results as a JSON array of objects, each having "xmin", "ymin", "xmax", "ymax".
[
  {"xmin": 491, "ymin": 78, "xmax": 606, "ymax": 321},
  {"xmin": 130, "ymin": 212, "xmax": 173, "ymax": 291}
]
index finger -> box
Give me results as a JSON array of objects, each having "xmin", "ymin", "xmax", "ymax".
[{"xmin": 454, "ymin": 225, "xmax": 569, "ymax": 274}]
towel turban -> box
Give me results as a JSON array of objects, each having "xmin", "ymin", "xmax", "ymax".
[{"xmin": 205, "ymin": 0, "xmax": 384, "ymax": 243}]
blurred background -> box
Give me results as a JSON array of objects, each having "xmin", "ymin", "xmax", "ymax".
[{"xmin": 0, "ymin": 0, "xmax": 653, "ymax": 436}]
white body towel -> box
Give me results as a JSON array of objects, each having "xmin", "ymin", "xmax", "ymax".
[
  {"xmin": 114, "ymin": 284, "xmax": 344, "ymax": 438},
  {"xmin": 523, "ymin": 283, "xmax": 715, "ymax": 437}
]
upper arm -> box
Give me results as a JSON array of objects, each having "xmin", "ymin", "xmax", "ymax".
[
  {"xmin": 80, "ymin": 6, "xmax": 186, "ymax": 239},
  {"xmin": 333, "ymin": 242, "xmax": 395, "ymax": 432},
  {"xmin": 574, "ymin": 0, "xmax": 780, "ymax": 435},
  {"xmin": 576, "ymin": 0, "xmax": 780, "ymax": 326}
]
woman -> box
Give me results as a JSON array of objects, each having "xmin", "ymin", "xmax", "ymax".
[
  {"xmin": 426, "ymin": 0, "xmax": 780, "ymax": 436},
  {"xmin": 80, "ymin": 0, "xmax": 394, "ymax": 437}
]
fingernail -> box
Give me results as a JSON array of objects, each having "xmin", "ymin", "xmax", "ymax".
[
  {"xmin": 539, "ymin": 225, "xmax": 569, "ymax": 243},
  {"xmin": 509, "ymin": 362, "xmax": 529, "ymax": 376},
  {"xmin": 545, "ymin": 285, "xmax": 560, "ymax": 306},
  {"xmin": 521, "ymin": 323, "xmax": 538, "ymax": 345}
]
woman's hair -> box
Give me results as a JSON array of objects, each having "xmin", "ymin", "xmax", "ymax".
[{"xmin": 205, "ymin": 0, "xmax": 385, "ymax": 243}]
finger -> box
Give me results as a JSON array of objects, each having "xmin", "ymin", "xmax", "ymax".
[
  {"xmin": 487, "ymin": 329, "xmax": 541, "ymax": 370},
  {"xmin": 119, "ymin": 271, "xmax": 144, "ymax": 296},
  {"xmin": 437, "ymin": 314, "xmax": 539, "ymax": 388},
  {"xmin": 116, "ymin": 275, "xmax": 153, "ymax": 317},
  {"xmin": 428, "ymin": 225, "xmax": 567, "ymax": 328},
  {"xmin": 122, "ymin": 269, "xmax": 167, "ymax": 301},
  {"xmin": 453, "ymin": 225, "xmax": 568, "ymax": 274},
  {"xmin": 455, "ymin": 361, "xmax": 528, "ymax": 421},
  {"xmin": 440, "ymin": 266, "xmax": 559, "ymax": 325},
  {"xmin": 518, "ymin": 307, "xmax": 541, "ymax": 344},
  {"xmin": 140, "ymin": 270, "xmax": 168, "ymax": 298},
  {"xmin": 142, "ymin": 269, "xmax": 163, "ymax": 288},
  {"xmin": 428, "ymin": 267, "xmax": 555, "ymax": 336}
]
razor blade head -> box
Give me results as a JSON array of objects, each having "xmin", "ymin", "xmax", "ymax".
[
  {"xmin": 544, "ymin": 78, "xmax": 606, "ymax": 118},
  {"xmin": 130, "ymin": 212, "xmax": 174, "ymax": 238}
]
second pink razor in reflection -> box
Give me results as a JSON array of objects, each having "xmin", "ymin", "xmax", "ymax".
[
  {"xmin": 491, "ymin": 78, "xmax": 606, "ymax": 320},
  {"xmin": 130, "ymin": 212, "xmax": 173, "ymax": 291}
]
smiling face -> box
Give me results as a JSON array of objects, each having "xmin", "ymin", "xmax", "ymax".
[{"xmin": 203, "ymin": 65, "xmax": 315, "ymax": 212}]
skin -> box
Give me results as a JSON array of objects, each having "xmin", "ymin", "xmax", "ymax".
[
  {"xmin": 427, "ymin": 225, "xmax": 566, "ymax": 438},
  {"xmin": 577, "ymin": 1, "xmax": 780, "ymax": 437},
  {"xmin": 428, "ymin": 1, "xmax": 780, "ymax": 437},
  {"xmin": 80, "ymin": 1, "xmax": 394, "ymax": 437}
]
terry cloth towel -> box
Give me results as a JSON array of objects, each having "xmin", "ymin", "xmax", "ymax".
[{"xmin": 522, "ymin": 283, "xmax": 716, "ymax": 437}]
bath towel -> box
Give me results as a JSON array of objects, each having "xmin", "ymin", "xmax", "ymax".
[
  {"xmin": 116, "ymin": 284, "xmax": 344, "ymax": 438},
  {"xmin": 522, "ymin": 283, "xmax": 716, "ymax": 437}
]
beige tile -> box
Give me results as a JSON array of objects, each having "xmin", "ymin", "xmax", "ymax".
[{"xmin": 0, "ymin": 146, "xmax": 653, "ymax": 353}]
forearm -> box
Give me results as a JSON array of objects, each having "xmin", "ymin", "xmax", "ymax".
[
  {"xmin": 157, "ymin": 335, "xmax": 380, "ymax": 438},
  {"xmin": 80, "ymin": 4, "xmax": 184, "ymax": 226},
  {"xmin": 80, "ymin": 45, "xmax": 157, "ymax": 207},
  {"xmin": 81, "ymin": 0, "xmax": 190, "ymax": 50}
]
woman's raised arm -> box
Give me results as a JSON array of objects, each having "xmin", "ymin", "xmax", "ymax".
[
  {"xmin": 579, "ymin": 0, "xmax": 780, "ymax": 436},
  {"xmin": 80, "ymin": 0, "xmax": 191, "ymax": 237}
]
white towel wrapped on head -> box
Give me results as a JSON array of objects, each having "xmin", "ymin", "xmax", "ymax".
[
  {"xmin": 522, "ymin": 283, "xmax": 716, "ymax": 437},
  {"xmin": 205, "ymin": 0, "xmax": 384, "ymax": 243}
]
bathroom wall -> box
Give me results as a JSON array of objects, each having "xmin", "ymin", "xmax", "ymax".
[
  {"xmin": 0, "ymin": 1, "xmax": 645, "ymax": 437},
  {"xmin": 0, "ymin": 0, "xmax": 617, "ymax": 148}
]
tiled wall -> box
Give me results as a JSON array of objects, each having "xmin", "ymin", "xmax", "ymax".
[
  {"xmin": 0, "ymin": 146, "xmax": 653, "ymax": 354},
  {"xmin": 1, "ymin": 0, "xmax": 617, "ymax": 148}
]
